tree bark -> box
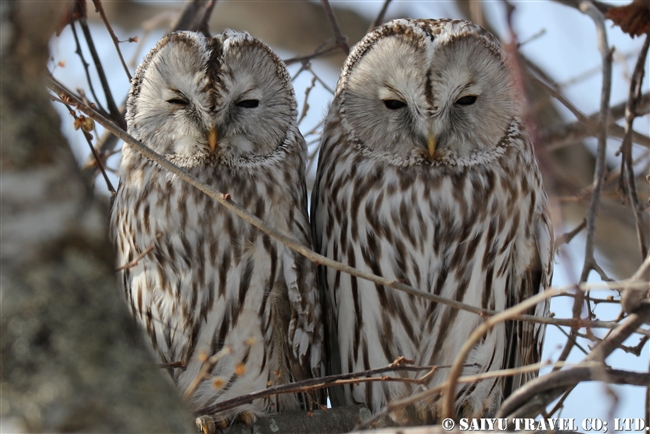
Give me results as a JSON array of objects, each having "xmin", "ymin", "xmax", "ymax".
[{"xmin": 0, "ymin": 3, "xmax": 194, "ymax": 432}]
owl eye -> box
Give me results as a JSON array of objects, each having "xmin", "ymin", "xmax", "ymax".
[
  {"xmin": 166, "ymin": 97, "xmax": 189, "ymax": 106},
  {"xmin": 236, "ymin": 99, "xmax": 259, "ymax": 108},
  {"xmin": 383, "ymin": 99, "xmax": 407, "ymax": 110},
  {"xmin": 455, "ymin": 95, "xmax": 478, "ymax": 105}
]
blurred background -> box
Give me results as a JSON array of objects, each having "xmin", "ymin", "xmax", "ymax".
[{"xmin": 48, "ymin": 0, "xmax": 649, "ymax": 429}]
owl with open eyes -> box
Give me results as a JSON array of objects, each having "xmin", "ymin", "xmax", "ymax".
[
  {"xmin": 111, "ymin": 31, "xmax": 323, "ymax": 426},
  {"xmin": 311, "ymin": 19, "xmax": 553, "ymax": 422}
]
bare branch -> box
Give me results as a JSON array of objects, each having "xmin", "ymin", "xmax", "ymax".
[
  {"xmin": 77, "ymin": 11, "xmax": 125, "ymax": 128},
  {"xmin": 115, "ymin": 233, "xmax": 161, "ymax": 271},
  {"xmin": 542, "ymin": 92, "xmax": 650, "ymax": 150},
  {"xmin": 320, "ymin": 0, "xmax": 349, "ymax": 54},
  {"xmin": 297, "ymin": 76, "xmax": 317, "ymax": 126},
  {"xmin": 622, "ymin": 252, "xmax": 650, "ymax": 316},
  {"xmin": 551, "ymin": 0, "xmax": 612, "ymax": 15},
  {"xmin": 370, "ymin": 0, "xmax": 393, "ymax": 31},
  {"xmin": 619, "ymin": 34, "xmax": 650, "ymax": 258},
  {"xmin": 91, "ymin": 0, "xmax": 132, "ymax": 81},
  {"xmin": 556, "ymin": 0, "xmax": 614, "ymax": 366},
  {"xmin": 498, "ymin": 303, "xmax": 650, "ymax": 418},
  {"xmin": 67, "ymin": 5, "xmax": 108, "ymax": 118},
  {"xmin": 284, "ymin": 44, "xmax": 340, "ymax": 66},
  {"xmin": 172, "ymin": 0, "xmax": 217, "ymax": 33},
  {"xmin": 196, "ymin": 358, "xmax": 459, "ymax": 417},
  {"xmin": 554, "ymin": 219, "xmax": 586, "ymax": 250},
  {"xmin": 358, "ymin": 360, "xmax": 600, "ymax": 430},
  {"xmin": 63, "ymin": 100, "xmax": 116, "ymax": 194},
  {"xmin": 158, "ymin": 361, "xmax": 187, "ymax": 371},
  {"xmin": 184, "ymin": 346, "xmax": 234, "ymax": 401}
]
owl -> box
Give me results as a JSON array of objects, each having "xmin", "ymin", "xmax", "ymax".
[
  {"xmin": 311, "ymin": 19, "xmax": 553, "ymax": 422},
  {"xmin": 111, "ymin": 30, "xmax": 323, "ymax": 426}
]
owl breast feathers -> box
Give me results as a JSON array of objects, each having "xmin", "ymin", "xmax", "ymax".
[
  {"xmin": 311, "ymin": 18, "xmax": 553, "ymax": 422},
  {"xmin": 111, "ymin": 30, "xmax": 323, "ymax": 424}
]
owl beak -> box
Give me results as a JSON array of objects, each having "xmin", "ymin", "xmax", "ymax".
[
  {"xmin": 208, "ymin": 128, "xmax": 218, "ymax": 152},
  {"xmin": 427, "ymin": 134, "xmax": 437, "ymax": 158}
]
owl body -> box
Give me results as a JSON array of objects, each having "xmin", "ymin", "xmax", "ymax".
[
  {"xmin": 112, "ymin": 31, "xmax": 322, "ymax": 420},
  {"xmin": 311, "ymin": 19, "xmax": 553, "ymax": 420}
]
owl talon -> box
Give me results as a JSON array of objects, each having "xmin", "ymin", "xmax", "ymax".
[
  {"xmin": 195, "ymin": 416, "xmax": 215, "ymax": 434},
  {"xmin": 195, "ymin": 416, "xmax": 227, "ymax": 434},
  {"xmin": 239, "ymin": 410, "xmax": 257, "ymax": 427}
]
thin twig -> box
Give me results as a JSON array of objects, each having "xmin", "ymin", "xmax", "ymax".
[
  {"xmin": 542, "ymin": 92, "xmax": 650, "ymax": 150},
  {"xmin": 319, "ymin": 0, "xmax": 349, "ymax": 54},
  {"xmin": 68, "ymin": 7, "xmax": 108, "ymax": 117},
  {"xmin": 592, "ymin": 260, "xmax": 613, "ymax": 282},
  {"xmin": 172, "ymin": 0, "xmax": 216, "ymax": 32},
  {"xmin": 158, "ymin": 361, "xmax": 187, "ymax": 371},
  {"xmin": 308, "ymin": 64, "xmax": 335, "ymax": 95},
  {"xmin": 184, "ymin": 346, "xmax": 233, "ymax": 401},
  {"xmin": 554, "ymin": 290, "xmax": 621, "ymax": 304},
  {"xmin": 297, "ymin": 76, "xmax": 317, "ymax": 126},
  {"xmin": 531, "ymin": 75, "xmax": 596, "ymax": 130},
  {"xmin": 498, "ymin": 304, "xmax": 650, "ymax": 418},
  {"xmin": 197, "ymin": 0, "xmax": 217, "ymax": 37},
  {"xmin": 578, "ymin": 0, "xmax": 613, "ymax": 284},
  {"xmin": 78, "ymin": 12, "xmax": 125, "ymax": 128},
  {"xmin": 370, "ymin": 0, "xmax": 393, "ymax": 31},
  {"xmin": 196, "ymin": 358, "xmax": 462, "ymax": 416},
  {"xmin": 358, "ymin": 360, "xmax": 602, "ymax": 430},
  {"xmin": 115, "ymin": 237, "xmax": 158, "ymax": 271},
  {"xmin": 619, "ymin": 34, "xmax": 650, "ymax": 259},
  {"xmin": 53, "ymin": 96, "xmax": 115, "ymax": 194},
  {"xmin": 554, "ymin": 219, "xmax": 586, "ymax": 250},
  {"xmin": 547, "ymin": 387, "xmax": 575, "ymax": 417},
  {"xmin": 558, "ymin": 0, "xmax": 613, "ymax": 369},
  {"xmin": 518, "ymin": 28, "xmax": 547, "ymax": 47},
  {"xmin": 554, "ymin": 324, "xmax": 590, "ymax": 356},
  {"xmin": 284, "ymin": 45, "xmax": 342, "ymax": 66},
  {"xmin": 91, "ymin": 0, "xmax": 132, "ymax": 81}
]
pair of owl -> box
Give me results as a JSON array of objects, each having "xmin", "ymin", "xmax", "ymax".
[{"xmin": 112, "ymin": 19, "xmax": 553, "ymax": 426}]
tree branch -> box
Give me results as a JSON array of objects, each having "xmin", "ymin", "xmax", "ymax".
[
  {"xmin": 91, "ymin": 0, "xmax": 132, "ymax": 81},
  {"xmin": 618, "ymin": 34, "xmax": 650, "ymax": 259},
  {"xmin": 497, "ymin": 303, "xmax": 650, "ymax": 418},
  {"xmin": 370, "ymin": 0, "xmax": 393, "ymax": 31},
  {"xmin": 320, "ymin": 0, "xmax": 349, "ymax": 54}
]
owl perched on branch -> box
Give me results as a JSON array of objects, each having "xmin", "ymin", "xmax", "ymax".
[
  {"xmin": 311, "ymin": 19, "xmax": 553, "ymax": 422},
  {"xmin": 111, "ymin": 30, "xmax": 323, "ymax": 425}
]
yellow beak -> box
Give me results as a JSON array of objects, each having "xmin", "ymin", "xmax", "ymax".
[
  {"xmin": 427, "ymin": 134, "xmax": 436, "ymax": 158},
  {"xmin": 209, "ymin": 128, "xmax": 218, "ymax": 152}
]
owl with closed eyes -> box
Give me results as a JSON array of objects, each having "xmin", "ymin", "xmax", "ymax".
[
  {"xmin": 111, "ymin": 30, "xmax": 323, "ymax": 426},
  {"xmin": 311, "ymin": 19, "xmax": 553, "ymax": 422}
]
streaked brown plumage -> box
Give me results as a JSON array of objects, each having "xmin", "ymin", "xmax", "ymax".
[{"xmin": 311, "ymin": 18, "xmax": 553, "ymax": 422}]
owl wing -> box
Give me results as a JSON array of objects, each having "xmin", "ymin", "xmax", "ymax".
[
  {"xmin": 502, "ymin": 205, "xmax": 553, "ymax": 398},
  {"xmin": 284, "ymin": 246, "xmax": 323, "ymax": 378},
  {"xmin": 282, "ymin": 172, "xmax": 324, "ymax": 402},
  {"xmin": 309, "ymin": 141, "xmax": 346, "ymax": 407}
]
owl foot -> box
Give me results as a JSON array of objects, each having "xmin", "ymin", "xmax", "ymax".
[
  {"xmin": 238, "ymin": 410, "xmax": 257, "ymax": 426},
  {"xmin": 195, "ymin": 415, "xmax": 226, "ymax": 434},
  {"xmin": 195, "ymin": 411, "xmax": 257, "ymax": 434}
]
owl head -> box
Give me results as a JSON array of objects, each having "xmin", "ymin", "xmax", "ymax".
[
  {"xmin": 335, "ymin": 19, "xmax": 516, "ymax": 162},
  {"xmin": 126, "ymin": 30, "xmax": 297, "ymax": 164}
]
